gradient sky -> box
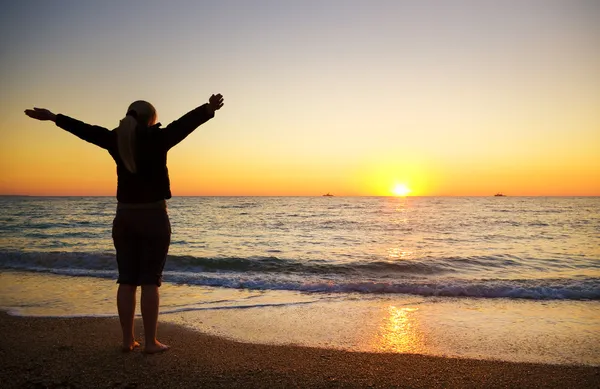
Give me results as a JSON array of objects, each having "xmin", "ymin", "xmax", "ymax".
[{"xmin": 1, "ymin": 0, "xmax": 598, "ymax": 196}]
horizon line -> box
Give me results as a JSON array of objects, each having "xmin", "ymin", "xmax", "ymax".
[{"xmin": 1, "ymin": 194, "xmax": 599, "ymax": 198}]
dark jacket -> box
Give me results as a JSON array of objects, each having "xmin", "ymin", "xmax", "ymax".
[{"xmin": 55, "ymin": 104, "xmax": 214, "ymax": 203}]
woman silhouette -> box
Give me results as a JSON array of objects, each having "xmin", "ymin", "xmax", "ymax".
[{"xmin": 25, "ymin": 94, "xmax": 224, "ymax": 353}]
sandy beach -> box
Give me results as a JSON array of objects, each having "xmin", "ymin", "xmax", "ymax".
[{"xmin": 1, "ymin": 312, "xmax": 598, "ymax": 389}]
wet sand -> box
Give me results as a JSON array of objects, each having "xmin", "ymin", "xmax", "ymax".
[{"xmin": 0, "ymin": 312, "xmax": 598, "ymax": 389}]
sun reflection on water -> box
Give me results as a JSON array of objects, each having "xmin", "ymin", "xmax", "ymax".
[
  {"xmin": 374, "ymin": 305, "xmax": 425, "ymax": 354},
  {"xmin": 387, "ymin": 247, "xmax": 414, "ymax": 260}
]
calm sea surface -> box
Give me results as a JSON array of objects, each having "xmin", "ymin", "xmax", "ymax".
[{"xmin": 1, "ymin": 196, "xmax": 599, "ymax": 300}]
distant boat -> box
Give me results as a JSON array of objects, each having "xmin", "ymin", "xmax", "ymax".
[
  {"xmin": 494, "ymin": 193, "xmax": 506, "ymax": 197},
  {"xmin": 323, "ymin": 193, "xmax": 334, "ymax": 197}
]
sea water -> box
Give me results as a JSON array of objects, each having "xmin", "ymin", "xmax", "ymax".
[{"xmin": 1, "ymin": 196, "xmax": 599, "ymax": 365}]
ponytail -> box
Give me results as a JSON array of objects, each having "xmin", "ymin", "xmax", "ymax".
[
  {"xmin": 115, "ymin": 100, "xmax": 157, "ymax": 174},
  {"xmin": 115, "ymin": 115, "xmax": 138, "ymax": 173}
]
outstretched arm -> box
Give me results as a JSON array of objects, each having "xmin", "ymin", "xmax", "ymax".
[
  {"xmin": 25, "ymin": 107, "xmax": 112, "ymax": 150},
  {"xmin": 163, "ymin": 94, "xmax": 224, "ymax": 150}
]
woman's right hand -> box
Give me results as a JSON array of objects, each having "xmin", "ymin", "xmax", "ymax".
[
  {"xmin": 208, "ymin": 94, "xmax": 224, "ymax": 112},
  {"xmin": 24, "ymin": 107, "xmax": 56, "ymax": 122}
]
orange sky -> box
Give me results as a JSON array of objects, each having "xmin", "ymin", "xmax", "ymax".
[{"xmin": 1, "ymin": 1, "xmax": 599, "ymax": 196}]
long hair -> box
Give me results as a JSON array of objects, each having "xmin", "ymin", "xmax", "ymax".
[{"xmin": 115, "ymin": 101, "xmax": 157, "ymax": 173}]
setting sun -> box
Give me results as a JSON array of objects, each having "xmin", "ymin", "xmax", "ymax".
[{"xmin": 392, "ymin": 184, "xmax": 411, "ymax": 197}]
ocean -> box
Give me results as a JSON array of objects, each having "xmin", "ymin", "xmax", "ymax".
[{"xmin": 1, "ymin": 196, "xmax": 599, "ymax": 365}]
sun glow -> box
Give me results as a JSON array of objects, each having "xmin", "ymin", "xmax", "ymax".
[{"xmin": 392, "ymin": 184, "xmax": 411, "ymax": 197}]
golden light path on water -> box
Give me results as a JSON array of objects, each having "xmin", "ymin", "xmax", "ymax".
[{"xmin": 373, "ymin": 306, "xmax": 425, "ymax": 354}]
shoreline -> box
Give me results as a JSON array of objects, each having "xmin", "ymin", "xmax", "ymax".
[
  {"xmin": 2, "ymin": 271, "xmax": 600, "ymax": 367},
  {"xmin": 1, "ymin": 312, "xmax": 598, "ymax": 389}
]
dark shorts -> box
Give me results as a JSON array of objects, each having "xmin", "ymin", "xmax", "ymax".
[{"xmin": 112, "ymin": 208, "xmax": 171, "ymax": 286}]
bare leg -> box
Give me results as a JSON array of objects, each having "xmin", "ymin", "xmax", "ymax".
[
  {"xmin": 141, "ymin": 284, "xmax": 169, "ymax": 353},
  {"xmin": 117, "ymin": 284, "xmax": 140, "ymax": 351}
]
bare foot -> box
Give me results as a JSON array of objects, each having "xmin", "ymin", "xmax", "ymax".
[
  {"xmin": 144, "ymin": 341, "xmax": 170, "ymax": 354},
  {"xmin": 122, "ymin": 340, "xmax": 140, "ymax": 352}
]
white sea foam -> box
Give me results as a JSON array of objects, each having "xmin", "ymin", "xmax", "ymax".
[{"xmin": 1, "ymin": 250, "xmax": 598, "ymax": 300}]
